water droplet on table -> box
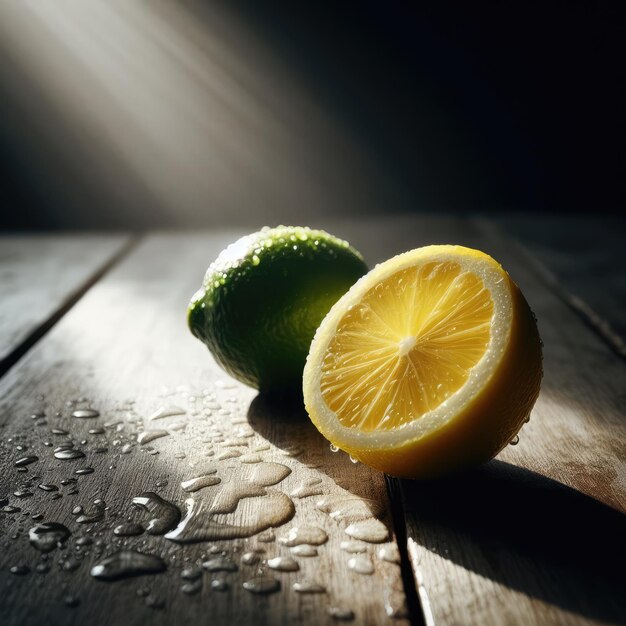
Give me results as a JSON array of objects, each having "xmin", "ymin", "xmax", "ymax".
[
  {"xmin": 267, "ymin": 556, "xmax": 299, "ymax": 572},
  {"xmin": 211, "ymin": 579, "xmax": 229, "ymax": 591},
  {"xmin": 180, "ymin": 565, "xmax": 202, "ymax": 580},
  {"xmin": 54, "ymin": 449, "xmax": 85, "ymax": 461},
  {"xmin": 344, "ymin": 519, "xmax": 388, "ymax": 543},
  {"xmin": 292, "ymin": 580, "xmax": 326, "ymax": 593},
  {"xmin": 75, "ymin": 468, "xmax": 94, "ymax": 475},
  {"xmin": 181, "ymin": 580, "xmax": 202, "ymax": 595},
  {"xmin": 347, "ymin": 554, "xmax": 374, "ymax": 575},
  {"xmin": 90, "ymin": 550, "xmax": 166, "ymax": 581},
  {"xmin": 340, "ymin": 540, "xmax": 368, "ymax": 554},
  {"xmin": 239, "ymin": 454, "xmax": 262, "ymax": 464},
  {"xmin": 113, "ymin": 523, "xmax": 144, "ymax": 536},
  {"xmin": 14, "ymin": 490, "xmax": 33, "ymax": 498},
  {"xmin": 222, "ymin": 437, "xmax": 250, "ymax": 448},
  {"xmin": 317, "ymin": 495, "xmax": 385, "ymax": 522},
  {"xmin": 149, "ymin": 406, "xmax": 186, "ymax": 421},
  {"xmin": 241, "ymin": 551, "xmax": 261, "ymax": 565},
  {"xmin": 2, "ymin": 505, "xmax": 21, "ymax": 513},
  {"xmin": 328, "ymin": 607, "xmax": 355, "ymax": 621},
  {"xmin": 10, "ymin": 565, "xmax": 30, "ymax": 575},
  {"xmin": 89, "ymin": 427, "xmax": 105, "ymax": 435},
  {"xmin": 61, "ymin": 558, "xmax": 81, "ymax": 572},
  {"xmin": 510, "ymin": 434, "xmax": 520, "ymax": 446},
  {"xmin": 137, "ymin": 431, "xmax": 169, "ymax": 445},
  {"xmin": 384, "ymin": 587, "xmax": 409, "ymax": 619},
  {"xmin": 217, "ymin": 450, "xmax": 241, "ymax": 461},
  {"xmin": 279, "ymin": 526, "xmax": 328, "ymax": 547},
  {"xmin": 51, "ymin": 429, "xmax": 69, "ymax": 435},
  {"xmin": 15, "ymin": 456, "xmax": 38, "ymax": 467},
  {"xmin": 290, "ymin": 545, "xmax": 318, "ymax": 557},
  {"xmin": 378, "ymin": 544, "xmax": 401, "ymax": 564},
  {"xmin": 165, "ymin": 464, "xmax": 294, "ymax": 543},
  {"xmin": 202, "ymin": 556, "xmax": 238, "ymax": 572},
  {"xmin": 181, "ymin": 475, "xmax": 221, "ymax": 492},
  {"xmin": 76, "ymin": 500, "xmax": 106, "ymax": 524},
  {"xmin": 72, "ymin": 409, "xmax": 100, "ymax": 419},
  {"xmin": 38, "ymin": 484, "xmax": 58, "ymax": 492},
  {"xmin": 290, "ymin": 482, "xmax": 324, "ymax": 499},
  {"xmin": 167, "ymin": 491, "xmax": 295, "ymax": 543},
  {"xmin": 281, "ymin": 446, "xmax": 303, "ymax": 457},
  {"xmin": 242, "ymin": 577, "xmax": 280, "ymax": 594},
  {"xmin": 76, "ymin": 536, "xmax": 93, "ymax": 546},
  {"xmin": 29, "ymin": 522, "xmax": 71, "ymax": 552},
  {"xmin": 132, "ymin": 492, "xmax": 181, "ymax": 535}
]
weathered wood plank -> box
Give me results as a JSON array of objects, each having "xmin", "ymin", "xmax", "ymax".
[
  {"xmin": 1, "ymin": 218, "xmax": 623, "ymax": 626},
  {"xmin": 499, "ymin": 215, "xmax": 626, "ymax": 358},
  {"xmin": 0, "ymin": 234, "xmax": 133, "ymax": 375},
  {"xmin": 0, "ymin": 232, "xmax": 410, "ymax": 626},
  {"xmin": 399, "ymin": 218, "xmax": 626, "ymax": 626}
]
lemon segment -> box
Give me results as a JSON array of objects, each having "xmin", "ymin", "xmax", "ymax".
[
  {"xmin": 303, "ymin": 245, "xmax": 542, "ymax": 479},
  {"xmin": 320, "ymin": 261, "xmax": 494, "ymax": 432}
]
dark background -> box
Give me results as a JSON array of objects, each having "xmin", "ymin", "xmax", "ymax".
[{"xmin": 0, "ymin": 0, "xmax": 624, "ymax": 230}]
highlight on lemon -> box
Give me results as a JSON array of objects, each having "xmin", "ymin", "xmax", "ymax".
[{"xmin": 303, "ymin": 245, "xmax": 543, "ymax": 479}]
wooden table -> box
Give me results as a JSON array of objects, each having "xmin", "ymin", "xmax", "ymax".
[{"xmin": 1, "ymin": 217, "xmax": 624, "ymax": 626}]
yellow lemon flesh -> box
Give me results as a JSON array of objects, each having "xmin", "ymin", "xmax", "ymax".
[{"xmin": 303, "ymin": 245, "xmax": 542, "ymax": 479}]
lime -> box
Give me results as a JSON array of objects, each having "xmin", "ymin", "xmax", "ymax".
[{"xmin": 188, "ymin": 226, "xmax": 368, "ymax": 392}]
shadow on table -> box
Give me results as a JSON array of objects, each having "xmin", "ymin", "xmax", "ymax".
[
  {"xmin": 246, "ymin": 390, "xmax": 394, "ymax": 511},
  {"xmin": 401, "ymin": 459, "xmax": 626, "ymax": 623}
]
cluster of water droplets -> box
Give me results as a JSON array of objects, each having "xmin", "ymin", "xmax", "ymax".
[{"xmin": 2, "ymin": 383, "xmax": 411, "ymax": 621}]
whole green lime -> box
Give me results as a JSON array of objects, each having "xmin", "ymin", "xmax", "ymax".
[{"xmin": 188, "ymin": 226, "xmax": 368, "ymax": 392}]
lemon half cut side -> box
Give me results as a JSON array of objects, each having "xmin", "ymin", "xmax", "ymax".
[{"xmin": 303, "ymin": 245, "xmax": 543, "ymax": 479}]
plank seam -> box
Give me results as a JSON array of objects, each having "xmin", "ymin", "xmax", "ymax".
[
  {"xmin": 0, "ymin": 234, "xmax": 141, "ymax": 378},
  {"xmin": 385, "ymin": 475, "xmax": 427, "ymax": 626},
  {"xmin": 474, "ymin": 218, "xmax": 626, "ymax": 362}
]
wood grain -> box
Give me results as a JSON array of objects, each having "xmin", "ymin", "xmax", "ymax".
[
  {"xmin": 0, "ymin": 234, "xmax": 133, "ymax": 374},
  {"xmin": 500, "ymin": 215, "xmax": 626, "ymax": 358},
  {"xmin": 399, "ymin": 218, "xmax": 626, "ymax": 626},
  {"xmin": 0, "ymin": 232, "xmax": 410, "ymax": 626},
  {"xmin": 1, "ymin": 219, "xmax": 624, "ymax": 626}
]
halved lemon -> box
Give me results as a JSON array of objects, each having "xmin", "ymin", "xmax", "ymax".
[{"xmin": 303, "ymin": 245, "xmax": 542, "ymax": 479}]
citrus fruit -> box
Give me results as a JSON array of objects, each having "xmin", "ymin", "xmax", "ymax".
[
  {"xmin": 303, "ymin": 244, "xmax": 542, "ymax": 478},
  {"xmin": 188, "ymin": 226, "xmax": 368, "ymax": 392}
]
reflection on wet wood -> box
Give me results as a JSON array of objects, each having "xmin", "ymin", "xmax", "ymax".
[{"xmin": 0, "ymin": 233, "xmax": 408, "ymax": 626}]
